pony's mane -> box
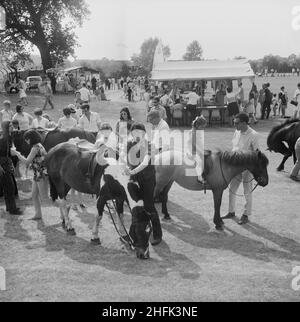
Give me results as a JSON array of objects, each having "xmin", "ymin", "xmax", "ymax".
[
  {"xmin": 218, "ymin": 150, "xmax": 269, "ymax": 168},
  {"xmin": 267, "ymin": 118, "xmax": 300, "ymax": 148}
]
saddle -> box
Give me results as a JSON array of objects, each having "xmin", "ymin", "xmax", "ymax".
[{"xmin": 77, "ymin": 151, "xmax": 102, "ymax": 185}]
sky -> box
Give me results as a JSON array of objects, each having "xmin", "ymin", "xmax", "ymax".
[{"xmin": 73, "ymin": 0, "xmax": 300, "ymax": 61}]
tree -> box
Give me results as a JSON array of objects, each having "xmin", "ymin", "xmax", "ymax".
[
  {"xmin": 0, "ymin": 0, "xmax": 90, "ymax": 72},
  {"xmin": 183, "ymin": 40, "xmax": 203, "ymax": 61},
  {"xmin": 131, "ymin": 37, "xmax": 171, "ymax": 75}
]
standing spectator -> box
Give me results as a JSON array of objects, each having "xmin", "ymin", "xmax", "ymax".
[
  {"xmin": 186, "ymin": 88, "xmax": 200, "ymax": 124},
  {"xmin": 69, "ymin": 74, "xmax": 77, "ymax": 92},
  {"xmin": 0, "ymin": 121, "xmax": 22, "ymax": 215},
  {"xmin": 50, "ymin": 74, "xmax": 57, "ymax": 94},
  {"xmin": 11, "ymin": 129, "xmax": 48, "ymax": 220},
  {"xmin": 91, "ymin": 76, "xmax": 97, "ymax": 93},
  {"xmin": 237, "ymin": 82, "xmax": 245, "ymax": 109},
  {"xmin": 292, "ymin": 82, "xmax": 300, "ymax": 119},
  {"xmin": 127, "ymin": 83, "xmax": 133, "ymax": 102},
  {"xmin": 63, "ymin": 74, "xmax": 70, "ymax": 93},
  {"xmin": 115, "ymin": 107, "xmax": 134, "ymax": 146},
  {"xmin": 57, "ymin": 106, "xmax": 78, "ymax": 130},
  {"xmin": 148, "ymin": 109, "xmax": 170, "ymax": 153},
  {"xmin": 144, "ymin": 77, "xmax": 149, "ymax": 90},
  {"xmin": 0, "ymin": 100, "xmax": 14, "ymax": 124},
  {"xmin": 149, "ymin": 96, "xmax": 167, "ymax": 121},
  {"xmin": 39, "ymin": 80, "xmax": 55, "ymax": 110},
  {"xmin": 290, "ymin": 137, "xmax": 300, "ymax": 181},
  {"xmin": 78, "ymin": 104, "xmax": 101, "ymax": 137},
  {"xmin": 111, "ymin": 78, "xmax": 116, "ymax": 90},
  {"xmin": 222, "ymin": 113, "xmax": 260, "ymax": 225},
  {"xmin": 12, "ymin": 105, "xmax": 33, "ymax": 131},
  {"xmin": 215, "ymin": 84, "xmax": 226, "ymax": 106},
  {"xmin": 246, "ymin": 91, "xmax": 258, "ymax": 124},
  {"xmin": 225, "ymin": 87, "xmax": 239, "ymax": 126},
  {"xmin": 258, "ymin": 84, "xmax": 266, "ymax": 118},
  {"xmin": 278, "ymin": 86, "xmax": 288, "ymax": 118},
  {"xmin": 32, "ymin": 108, "xmax": 50, "ymax": 129},
  {"xmin": 18, "ymin": 78, "xmax": 28, "ymax": 106},
  {"xmin": 261, "ymin": 83, "xmax": 272, "ymax": 120},
  {"xmin": 271, "ymin": 94, "xmax": 279, "ymax": 117},
  {"xmin": 250, "ymin": 83, "xmax": 259, "ymax": 117},
  {"xmin": 120, "ymin": 77, "xmax": 124, "ymax": 88},
  {"xmin": 79, "ymin": 83, "xmax": 91, "ymax": 103},
  {"xmin": 160, "ymin": 90, "xmax": 173, "ymax": 125}
]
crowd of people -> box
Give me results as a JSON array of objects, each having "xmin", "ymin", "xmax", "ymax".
[{"xmin": 0, "ymin": 77, "xmax": 299, "ymax": 231}]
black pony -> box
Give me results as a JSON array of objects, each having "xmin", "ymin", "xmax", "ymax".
[
  {"xmin": 12, "ymin": 127, "xmax": 96, "ymax": 155},
  {"xmin": 267, "ymin": 119, "xmax": 300, "ymax": 171}
]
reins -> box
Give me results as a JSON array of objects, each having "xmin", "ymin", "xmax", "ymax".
[{"xmin": 219, "ymin": 156, "xmax": 259, "ymax": 197}]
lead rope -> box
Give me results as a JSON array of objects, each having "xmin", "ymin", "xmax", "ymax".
[{"xmin": 105, "ymin": 200, "xmax": 135, "ymax": 250}]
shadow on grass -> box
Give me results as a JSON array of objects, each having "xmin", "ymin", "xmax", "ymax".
[{"xmin": 160, "ymin": 201, "xmax": 300, "ymax": 263}]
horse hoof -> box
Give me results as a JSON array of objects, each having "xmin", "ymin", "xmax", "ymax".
[
  {"xmin": 150, "ymin": 237, "xmax": 162, "ymax": 246},
  {"xmin": 90, "ymin": 238, "xmax": 101, "ymax": 245},
  {"xmin": 163, "ymin": 214, "xmax": 171, "ymax": 221},
  {"xmin": 67, "ymin": 228, "xmax": 76, "ymax": 236},
  {"xmin": 215, "ymin": 224, "xmax": 224, "ymax": 231},
  {"xmin": 277, "ymin": 167, "xmax": 284, "ymax": 172}
]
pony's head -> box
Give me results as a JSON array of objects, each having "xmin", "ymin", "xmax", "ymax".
[
  {"xmin": 221, "ymin": 150, "xmax": 269, "ymax": 187},
  {"xmin": 267, "ymin": 119, "xmax": 300, "ymax": 154},
  {"xmin": 247, "ymin": 150, "xmax": 269, "ymax": 187},
  {"xmin": 96, "ymin": 146, "xmax": 151, "ymax": 259}
]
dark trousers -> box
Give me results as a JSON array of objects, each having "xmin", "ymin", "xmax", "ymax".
[
  {"xmin": 164, "ymin": 106, "xmax": 172, "ymax": 125},
  {"xmin": 135, "ymin": 173, "xmax": 162, "ymax": 241},
  {"xmin": 261, "ymin": 102, "xmax": 271, "ymax": 119},
  {"xmin": 187, "ymin": 104, "xmax": 197, "ymax": 125},
  {"xmin": 1, "ymin": 172, "xmax": 18, "ymax": 212}
]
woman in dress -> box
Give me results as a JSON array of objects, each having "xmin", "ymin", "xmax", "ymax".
[
  {"xmin": 115, "ymin": 107, "xmax": 134, "ymax": 147},
  {"xmin": 11, "ymin": 129, "xmax": 48, "ymax": 220}
]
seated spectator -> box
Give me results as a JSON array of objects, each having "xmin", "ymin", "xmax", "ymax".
[
  {"xmin": 171, "ymin": 99, "xmax": 184, "ymax": 126},
  {"xmin": 149, "ymin": 96, "xmax": 167, "ymax": 122},
  {"xmin": 57, "ymin": 106, "xmax": 78, "ymax": 130},
  {"xmin": 32, "ymin": 108, "xmax": 50, "ymax": 129},
  {"xmin": 42, "ymin": 114, "xmax": 57, "ymax": 128}
]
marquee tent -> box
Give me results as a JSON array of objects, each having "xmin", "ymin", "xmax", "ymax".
[{"xmin": 151, "ymin": 59, "xmax": 255, "ymax": 81}]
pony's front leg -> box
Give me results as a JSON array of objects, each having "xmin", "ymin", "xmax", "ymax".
[
  {"xmin": 212, "ymin": 189, "xmax": 224, "ymax": 231},
  {"xmin": 277, "ymin": 154, "xmax": 291, "ymax": 171},
  {"xmin": 91, "ymin": 196, "xmax": 105, "ymax": 245},
  {"xmin": 62, "ymin": 198, "xmax": 75, "ymax": 235}
]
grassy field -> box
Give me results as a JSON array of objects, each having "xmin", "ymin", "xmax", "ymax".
[{"xmin": 0, "ymin": 76, "xmax": 300, "ymax": 302}]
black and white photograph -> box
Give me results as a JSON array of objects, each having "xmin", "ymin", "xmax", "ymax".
[{"xmin": 0, "ymin": 0, "xmax": 300, "ymax": 305}]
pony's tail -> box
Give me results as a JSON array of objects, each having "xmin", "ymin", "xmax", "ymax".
[{"xmin": 48, "ymin": 176, "xmax": 58, "ymax": 201}]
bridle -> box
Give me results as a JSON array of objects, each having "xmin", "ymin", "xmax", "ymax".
[{"xmin": 219, "ymin": 156, "xmax": 259, "ymax": 197}]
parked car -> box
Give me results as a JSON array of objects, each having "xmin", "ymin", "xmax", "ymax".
[{"xmin": 26, "ymin": 76, "xmax": 42, "ymax": 90}]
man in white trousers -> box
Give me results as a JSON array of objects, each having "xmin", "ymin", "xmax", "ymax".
[{"xmin": 222, "ymin": 113, "xmax": 260, "ymax": 225}]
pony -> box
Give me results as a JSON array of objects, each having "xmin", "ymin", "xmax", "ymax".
[
  {"xmin": 12, "ymin": 127, "xmax": 96, "ymax": 155},
  {"xmin": 45, "ymin": 141, "xmax": 152, "ymax": 259},
  {"xmin": 267, "ymin": 119, "xmax": 300, "ymax": 171},
  {"xmin": 154, "ymin": 149, "xmax": 269, "ymax": 230}
]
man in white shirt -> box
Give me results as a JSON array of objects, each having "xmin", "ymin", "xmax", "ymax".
[
  {"xmin": 186, "ymin": 89, "xmax": 200, "ymax": 124},
  {"xmin": 79, "ymin": 83, "xmax": 91, "ymax": 103},
  {"xmin": 148, "ymin": 110, "xmax": 170, "ymax": 153},
  {"xmin": 292, "ymin": 82, "xmax": 300, "ymax": 119},
  {"xmin": 160, "ymin": 91, "xmax": 173, "ymax": 125},
  {"xmin": 222, "ymin": 113, "xmax": 260, "ymax": 225},
  {"xmin": 78, "ymin": 104, "xmax": 101, "ymax": 137}
]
